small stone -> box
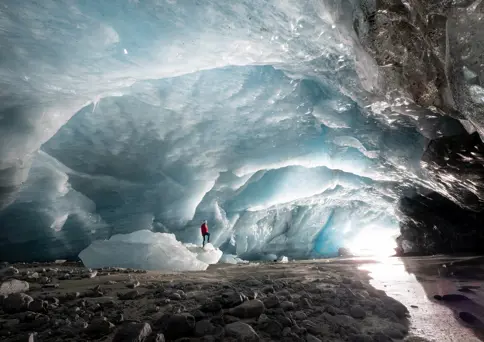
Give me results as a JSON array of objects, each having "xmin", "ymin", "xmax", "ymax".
[
  {"xmin": 3, "ymin": 293, "xmax": 34, "ymax": 313},
  {"xmin": 154, "ymin": 333, "xmax": 166, "ymax": 342},
  {"xmin": 350, "ymin": 305, "xmax": 366, "ymax": 319},
  {"xmin": 127, "ymin": 281, "xmax": 140, "ymax": 289},
  {"xmin": 262, "ymin": 286, "xmax": 275, "ymax": 294},
  {"xmin": 225, "ymin": 321, "xmax": 260, "ymax": 341},
  {"xmin": 0, "ymin": 279, "xmax": 29, "ymax": 296},
  {"xmin": 42, "ymin": 283, "xmax": 60, "ymax": 289},
  {"xmin": 411, "ymin": 305, "xmax": 418, "ymax": 309},
  {"xmin": 112, "ymin": 322, "xmax": 152, "ymax": 342},
  {"xmin": 195, "ymin": 319, "xmax": 214, "ymax": 337},
  {"xmin": 83, "ymin": 270, "xmax": 98, "ymax": 279},
  {"xmin": 168, "ymin": 292, "xmax": 182, "ymax": 300},
  {"xmin": 293, "ymin": 311, "xmax": 307, "ymax": 320},
  {"xmin": 280, "ymin": 301, "xmax": 295, "ymax": 311},
  {"xmin": 263, "ymin": 296, "xmax": 280, "ymax": 309},
  {"xmin": 106, "ymin": 280, "xmax": 117, "ymax": 285},
  {"xmin": 38, "ymin": 277, "xmax": 50, "ymax": 285},
  {"xmin": 229, "ymin": 299, "xmax": 265, "ymax": 318},
  {"xmin": 119, "ymin": 290, "xmax": 139, "ymax": 300}
]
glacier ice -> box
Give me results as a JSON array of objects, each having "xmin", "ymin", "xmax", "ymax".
[
  {"xmin": 79, "ymin": 230, "xmax": 222, "ymax": 271},
  {"xmin": 0, "ymin": 0, "xmax": 475, "ymax": 262}
]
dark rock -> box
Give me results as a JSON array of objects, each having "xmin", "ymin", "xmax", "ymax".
[
  {"xmin": 112, "ymin": 322, "xmax": 152, "ymax": 342},
  {"xmin": 293, "ymin": 311, "xmax": 307, "ymax": 320},
  {"xmin": 159, "ymin": 313, "xmax": 195, "ymax": 340},
  {"xmin": 349, "ymin": 334, "xmax": 373, "ymax": 342},
  {"xmin": 306, "ymin": 334, "xmax": 322, "ymax": 342},
  {"xmin": 3, "ymin": 267, "xmax": 19, "ymax": 276},
  {"xmin": 299, "ymin": 297, "xmax": 312, "ymax": 309},
  {"xmin": 218, "ymin": 291, "xmax": 245, "ymax": 308},
  {"xmin": 229, "ymin": 299, "xmax": 265, "ymax": 318},
  {"xmin": 225, "ymin": 321, "xmax": 260, "ymax": 341},
  {"xmin": 210, "ymin": 316, "xmax": 225, "ymax": 327},
  {"xmin": 350, "ymin": 305, "xmax": 366, "ymax": 319},
  {"xmin": 194, "ymin": 319, "xmax": 214, "ymax": 337},
  {"xmin": 372, "ymin": 332, "xmax": 393, "ymax": 342},
  {"xmin": 280, "ymin": 301, "xmax": 295, "ymax": 311},
  {"xmin": 262, "ymin": 286, "xmax": 275, "ymax": 294},
  {"xmin": 459, "ymin": 311, "xmax": 481, "ymax": 325},
  {"xmin": 0, "ymin": 279, "xmax": 29, "ymax": 296},
  {"xmin": 263, "ymin": 296, "xmax": 280, "ymax": 309},
  {"xmin": 153, "ymin": 333, "xmax": 165, "ymax": 342},
  {"xmin": 127, "ymin": 281, "xmax": 140, "ymax": 289},
  {"xmin": 3, "ymin": 293, "xmax": 33, "ymax": 313},
  {"xmin": 85, "ymin": 317, "xmax": 115, "ymax": 336},
  {"xmin": 29, "ymin": 299, "xmax": 47, "ymax": 313},
  {"xmin": 119, "ymin": 290, "xmax": 140, "ymax": 300},
  {"xmin": 258, "ymin": 317, "xmax": 283, "ymax": 337}
]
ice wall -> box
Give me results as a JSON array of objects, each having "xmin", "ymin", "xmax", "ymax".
[{"xmin": 0, "ymin": 0, "xmax": 472, "ymax": 261}]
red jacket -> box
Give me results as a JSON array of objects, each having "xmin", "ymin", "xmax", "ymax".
[{"xmin": 201, "ymin": 223, "xmax": 208, "ymax": 234}]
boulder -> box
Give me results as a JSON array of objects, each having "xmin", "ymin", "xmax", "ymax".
[
  {"xmin": 112, "ymin": 322, "xmax": 152, "ymax": 342},
  {"xmin": 229, "ymin": 300, "xmax": 265, "ymax": 318},
  {"xmin": 0, "ymin": 279, "xmax": 29, "ymax": 296},
  {"xmin": 3, "ymin": 293, "xmax": 33, "ymax": 313},
  {"xmin": 225, "ymin": 321, "xmax": 260, "ymax": 341}
]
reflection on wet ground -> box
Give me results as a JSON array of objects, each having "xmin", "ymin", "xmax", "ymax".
[{"xmin": 359, "ymin": 256, "xmax": 484, "ymax": 342}]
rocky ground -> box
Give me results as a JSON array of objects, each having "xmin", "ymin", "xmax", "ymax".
[{"xmin": 0, "ymin": 260, "xmax": 422, "ymax": 342}]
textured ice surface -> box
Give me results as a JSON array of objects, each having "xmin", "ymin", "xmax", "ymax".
[
  {"xmin": 219, "ymin": 254, "xmax": 249, "ymax": 265},
  {"xmin": 185, "ymin": 243, "xmax": 224, "ymax": 265},
  {"xmin": 0, "ymin": 0, "xmax": 474, "ymax": 261},
  {"xmin": 79, "ymin": 230, "xmax": 222, "ymax": 271}
]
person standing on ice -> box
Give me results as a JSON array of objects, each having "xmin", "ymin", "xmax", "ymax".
[{"xmin": 201, "ymin": 220, "xmax": 210, "ymax": 247}]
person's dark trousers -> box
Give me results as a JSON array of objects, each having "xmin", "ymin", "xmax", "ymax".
[{"xmin": 202, "ymin": 232, "xmax": 210, "ymax": 246}]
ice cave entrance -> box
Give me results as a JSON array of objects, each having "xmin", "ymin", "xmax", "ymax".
[{"xmin": 344, "ymin": 226, "xmax": 399, "ymax": 258}]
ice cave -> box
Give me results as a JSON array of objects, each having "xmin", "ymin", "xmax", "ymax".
[{"xmin": 1, "ymin": 0, "xmax": 484, "ymax": 267}]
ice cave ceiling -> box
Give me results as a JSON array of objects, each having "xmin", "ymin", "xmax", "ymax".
[{"xmin": 1, "ymin": 0, "xmax": 484, "ymax": 262}]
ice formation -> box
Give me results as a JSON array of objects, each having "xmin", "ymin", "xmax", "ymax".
[
  {"xmin": 79, "ymin": 230, "xmax": 222, "ymax": 271},
  {"xmin": 0, "ymin": 1, "xmax": 482, "ymax": 261}
]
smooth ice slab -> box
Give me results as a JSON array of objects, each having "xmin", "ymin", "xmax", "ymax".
[
  {"xmin": 185, "ymin": 243, "xmax": 224, "ymax": 265},
  {"xmin": 78, "ymin": 230, "xmax": 222, "ymax": 271}
]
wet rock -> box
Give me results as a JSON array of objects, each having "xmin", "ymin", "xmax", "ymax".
[
  {"xmin": 218, "ymin": 291, "xmax": 245, "ymax": 308},
  {"xmin": 293, "ymin": 311, "xmax": 307, "ymax": 320},
  {"xmin": 106, "ymin": 280, "xmax": 118, "ymax": 285},
  {"xmin": 200, "ymin": 301, "xmax": 222, "ymax": 313},
  {"xmin": 113, "ymin": 322, "xmax": 152, "ymax": 342},
  {"xmin": 223, "ymin": 315, "xmax": 240, "ymax": 324},
  {"xmin": 3, "ymin": 267, "xmax": 19, "ymax": 276},
  {"xmin": 152, "ymin": 333, "xmax": 166, "ymax": 342},
  {"xmin": 299, "ymin": 297, "xmax": 312, "ymax": 309},
  {"xmin": 459, "ymin": 311, "xmax": 481, "ymax": 325},
  {"xmin": 168, "ymin": 292, "xmax": 182, "ymax": 300},
  {"xmin": 83, "ymin": 270, "xmax": 98, "ymax": 279},
  {"xmin": 258, "ymin": 317, "xmax": 283, "ymax": 337},
  {"xmin": 372, "ymin": 332, "xmax": 393, "ymax": 342},
  {"xmin": 350, "ymin": 305, "xmax": 366, "ymax": 319},
  {"xmin": 381, "ymin": 296, "xmax": 408, "ymax": 318},
  {"xmin": 306, "ymin": 334, "xmax": 323, "ymax": 342},
  {"xmin": 159, "ymin": 313, "xmax": 195, "ymax": 340},
  {"xmin": 119, "ymin": 290, "xmax": 140, "ymax": 300},
  {"xmin": 229, "ymin": 299, "xmax": 265, "ymax": 318},
  {"xmin": 29, "ymin": 299, "xmax": 47, "ymax": 313},
  {"xmin": 349, "ymin": 334, "xmax": 373, "ymax": 342},
  {"xmin": 263, "ymin": 296, "xmax": 280, "ymax": 309},
  {"xmin": 195, "ymin": 319, "xmax": 214, "ymax": 337},
  {"xmin": 3, "ymin": 293, "xmax": 33, "ymax": 313},
  {"xmin": 225, "ymin": 321, "xmax": 260, "ymax": 341},
  {"xmin": 262, "ymin": 286, "xmax": 275, "ymax": 294},
  {"xmin": 0, "ymin": 279, "xmax": 29, "ymax": 296},
  {"xmin": 280, "ymin": 301, "xmax": 295, "ymax": 311},
  {"xmin": 127, "ymin": 280, "xmax": 140, "ymax": 289},
  {"xmin": 85, "ymin": 317, "xmax": 115, "ymax": 336}
]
